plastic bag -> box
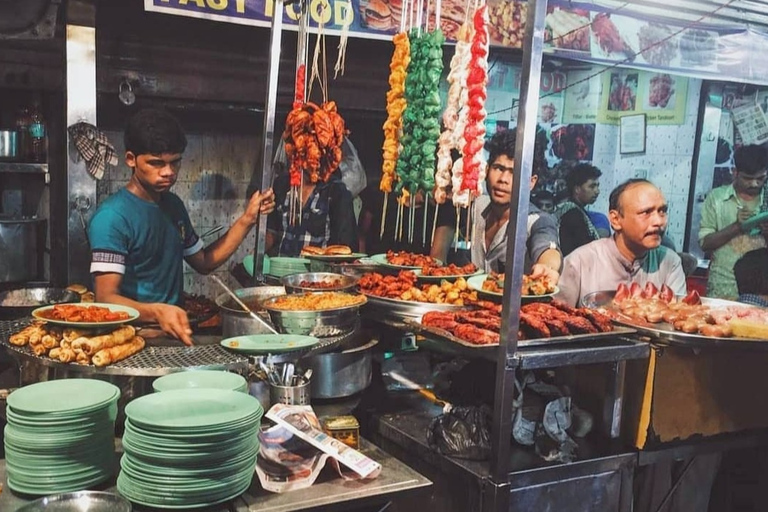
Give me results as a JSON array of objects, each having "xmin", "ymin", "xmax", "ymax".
[
  {"xmin": 427, "ymin": 404, "xmax": 492, "ymax": 460},
  {"xmin": 272, "ymin": 137, "xmax": 367, "ymax": 197},
  {"xmin": 338, "ymin": 137, "xmax": 367, "ymax": 198}
]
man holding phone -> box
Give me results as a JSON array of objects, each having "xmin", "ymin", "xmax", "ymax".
[{"xmin": 699, "ymin": 144, "xmax": 768, "ymax": 299}]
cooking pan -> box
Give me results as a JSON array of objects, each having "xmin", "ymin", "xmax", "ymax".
[{"xmin": 0, "ymin": 287, "xmax": 81, "ymax": 320}]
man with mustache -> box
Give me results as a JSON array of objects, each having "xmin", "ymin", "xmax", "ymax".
[
  {"xmin": 557, "ymin": 178, "xmax": 686, "ymax": 307},
  {"xmin": 699, "ymin": 144, "xmax": 768, "ymax": 299},
  {"xmin": 89, "ymin": 109, "xmax": 275, "ymax": 345},
  {"xmin": 432, "ymin": 129, "xmax": 561, "ymax": 281}
]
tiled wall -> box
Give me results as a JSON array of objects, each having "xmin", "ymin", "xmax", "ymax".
[
  {"xmin": 97, "ymin": 130, "xmax": 259, "ymax": 299},
  {"xmin": 589, "ymin": 79, "xmax": 703, "ymax": 251}
]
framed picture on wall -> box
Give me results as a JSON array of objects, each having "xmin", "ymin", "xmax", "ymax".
[{"xmin": 620, "ymin": 114, "xmax": 646, "ymax": 154}]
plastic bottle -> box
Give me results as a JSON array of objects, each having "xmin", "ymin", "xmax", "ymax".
[
  {"xmin": 28, "ymin": 97, "xmax": 46, "ymax": 163},
  {"xmin": 15, "ymin": 107, "xmax": 31, "ymax": 161}
]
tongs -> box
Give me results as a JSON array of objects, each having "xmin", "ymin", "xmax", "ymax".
[{"xmin": 210, "ymin": 274, "xmax": 278, "ymax": 334}]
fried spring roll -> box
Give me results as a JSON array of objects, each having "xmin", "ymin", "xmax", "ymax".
[
  {"xmin": 58, "ymin": 348, "xmax": 77, "ymax": 363},
  {"xmin": 41, "ymin": 334, "xmax": 60, "ymax": 350},
  {"xmin": 48, "ymin": 347, "xmax": 62, "ymax": 360},
  {"xmin": 75, "ymin": 350, "xmax": 90, "ymax": 365},
  {"xmin": 92, "ymin": 336, "xmax": 145, "ymax": 367},
  {"xmin": 72, "ymin": 325, "xmax": 136, "ymax": 355},
  {"xmin": 31, "ymin": 343, "xmax": 47, "ymax": 356}
]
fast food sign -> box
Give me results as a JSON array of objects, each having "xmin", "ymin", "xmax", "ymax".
[{"xmin": 143, "ymin": 0, "xmax": 529, "ymax": 46}]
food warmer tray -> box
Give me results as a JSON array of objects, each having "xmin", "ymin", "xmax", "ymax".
[
  {"xmin": 0, "ymin": 319, "xmax": 248, "ymax": 377},
  {"xmin": 402, "ymin": 318, "xmax": 636, "ymax": 350},
  {"xmin": 361, "ymin": 294, "xmax": 471, "ymax": 325},
  {"xmin": 581, "ymin": 290, "xmax": 768, "ymax": 351}
]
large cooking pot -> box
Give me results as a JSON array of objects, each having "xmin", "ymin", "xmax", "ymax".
[
  {"xmin": 215, "ymin": 286, "xmax": 285, "ymax": 338},
  {"xmin": 0, "ymin": 287, "xmax": 80, "ymax": 320},
  {"xmin": 0, "ymin": 217, "xmax": 47, "ymax": 283},
  {"xmin": 305, "ymin": 338, "xmax": 378, "ymax": 398}
]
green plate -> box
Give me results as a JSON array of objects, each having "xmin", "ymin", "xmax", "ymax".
[
  {"xmin": 243, "ymin": 254, "xmax": 270, "ymax": 276},
  {"xmin": 153, "ymin": 370, "xmax": 247, "ymax": 393},
  {"xmin": 117, "ymin": 472, "xmax": 252, "ymax": 508},
  {"xmin": 125, "ymin": 389, "xmax": 262, "ymax": 430},
  {"xmin": 369, "ymin": 253, "xmax": 442, "ymax": 270},
  {"xmin": 413, "ymin": 267, "xmax": 484, "ymax": 282},
  {"xmin": 467, "ymin": 274, "xmax": 560, "ymax": 301},
  {"xmin": 31, "ymin": 302, "xmax": 140, "ymax": 328},
  {"xmin": 7, "ymin": 379, "xmax": 120, "ymax": 415},
  {"xmin": 742, "ymin": 210, "xmax": 768, "ymax": 235},
  {"xmin": 302, "ymin": 252, "xmax": 368, "ymax": 262},
  {"xmin": 220, "ymin": 334, "xmax": 319, "ymax": 355}
]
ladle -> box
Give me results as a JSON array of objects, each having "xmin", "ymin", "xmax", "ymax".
[{"xmin": 210, "ymin": 274, "xmax": 278, "ymax": 334}]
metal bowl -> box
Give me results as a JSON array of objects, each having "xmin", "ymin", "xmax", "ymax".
[
  {"xmin": 215, "ymin": 286, "xmax": 286, "ymax": 313},
  {"xmin": 16, "ymin": 491, "xmax": 131, "ymax": 512},
  {"xmin": 281, "ymin": 272, "xmax": 359, "ymax": 294},
  {"xmin": 261, "ymin": 293, "xmax": 366, "ymax": 338},
  {"xmin": 0, "ymin": 287, "xmax": 81, "ymax": 320}
]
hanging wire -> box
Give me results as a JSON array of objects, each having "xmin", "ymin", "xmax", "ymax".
[{"xmin": 487, "ymin": 0, "xmax": 738, "ymax": 118}]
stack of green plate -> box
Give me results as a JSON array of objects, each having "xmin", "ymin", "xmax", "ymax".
[
  {"xmin": 118, "ymin": 389, "xmax": 263, "ymax": 509},
  {"xmin": 267, "ymin": 257, "xmax": 311, "ymax": 278},
  {"xmin": 152, "ymin": 370, "xmax": 248, "ymax": 393},
  {"xmin": 4, "ymin": 379, "xmax": 120, "ymax": 496}
]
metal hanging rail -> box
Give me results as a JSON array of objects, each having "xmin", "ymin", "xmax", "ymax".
[{"xmin": 253, "ymin": 0, "xmax": 309, "ymax": 282}]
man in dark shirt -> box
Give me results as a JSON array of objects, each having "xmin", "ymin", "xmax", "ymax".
[
  {"xmin": 555, "ymin": 163, "xmax": 602, "ymax": 256},
  {"xmin": 265, "ymin": 172, "xmax": 357, "ymax": 256}
]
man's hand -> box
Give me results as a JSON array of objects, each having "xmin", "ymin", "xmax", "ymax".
[
  {"xmin": 529, "ymin": 263, "xmax": 560, "ymax": 285},
  {"xmin": 151, "ymin": 303, "xmax": 193, "ymax": 346},
  {"xmin": 738, "ymin": 208, "xmax": 755, "ymax": 225},
  {"xmin": 242, "ymin": 188, "xmax": 276, "ymax": 225}
]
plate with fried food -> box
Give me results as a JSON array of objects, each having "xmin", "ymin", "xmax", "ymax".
[
  {"xmin": 412, "ymin": 262, "xmax": 483, "ymax": 282},
  {"xmin": 32, "ymin": 303, "xmax": 139, "ymax": 328},
  {"xmin": 300, "ymin": 245, "xmax": 366, "ymax": 262},
  {"xmin": 467, "ymin": 273, "xmax": 559, "ymax": 302},
  {"xmin": 371, "ymin": 251, "xmax": 442, "ymax": 270}
]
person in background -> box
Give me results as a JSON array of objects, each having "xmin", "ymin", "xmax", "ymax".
[
  {"xmin": 555, "ymin": 163, "xmax": 602, "ymax": 257},
  {"xmin": 357, "ymin": 186, "xmax": 454, "ymax": 258},
  {"xmin": 264, "ymin": 169, "xmax": 358, "ymax": 257},
  {"xmin": 89, "ymin": 109, "xmax": 275, "ymax": 345},
  {"xmin": 556, "ymin": 179, "xmax": 685, "ymax": 307},
  {"xmin": 586, "ymin": 210, "xmax": 611, "ymax": 238},
  {"xmin": 699, "ymin": 144, "xmax": 768, "ymax": 299},
  {"xmin": 531, "ymin": 190, "xmax": 555, "ymax": 214},
  {"xmin": 432, "ymin": 129, "xmax": 561, "ymax": 280},
  {"xmin": 734, "ymin": 248, "xmax": 768, "ymax": 307}
]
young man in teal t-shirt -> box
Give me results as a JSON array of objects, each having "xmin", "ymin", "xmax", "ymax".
[{"xmin": 89, "ymin": 109, "xmax": 274, "ymax": 345}]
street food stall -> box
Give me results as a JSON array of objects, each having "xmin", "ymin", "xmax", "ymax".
[{"xmin": 4, "ymin": 0, "xmax": 768, "ymax": 511}]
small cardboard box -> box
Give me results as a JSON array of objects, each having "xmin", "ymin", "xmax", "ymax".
[{"xmin": 623, "ymin": 345, "xmax": 768, "ymax": 449}]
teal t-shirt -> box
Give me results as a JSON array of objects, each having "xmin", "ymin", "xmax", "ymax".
[{"xmin": 88, "ymin": 188, "xmax": 202, "ymax": 305}]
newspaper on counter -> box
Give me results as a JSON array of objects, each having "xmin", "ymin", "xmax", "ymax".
[
  {"xmin": 266, "ymin": 404, "xmax": 382, "ymax": 479},
  {"xmin": 256, "ymin": 422, "xmax": 330, "ymax": 493}
]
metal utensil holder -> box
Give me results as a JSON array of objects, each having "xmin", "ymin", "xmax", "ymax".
[{"xmin": 269, "ymin": 379, "xmax": 311, "ymax": 406}]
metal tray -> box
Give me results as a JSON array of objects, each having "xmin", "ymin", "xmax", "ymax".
[
  {"xmin": 0, "ymin": 319, "xmax": 248, "ymax": 376},
  {"xmin": 361, "ymin": 294, "xmax": 470, "ymax": 323},
  {"xmin": 402, "ymin": 317, "xmax": 636, "ymax": 350},
  {"xmin": 581, "ymin": 290, "xmax": 768, "ymax": 350}
]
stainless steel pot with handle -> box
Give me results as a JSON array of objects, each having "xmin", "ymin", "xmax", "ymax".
[
  {"xmin": 304, "ymin": 338, "xmax": 378, "ymax": 398},
  {"xmin": 0, "ymin": 287, "xmax": 81, "ymax": 320},
  {"xmin": 215, "ymin": 286, "xmax": 285, "ymax": 338}
]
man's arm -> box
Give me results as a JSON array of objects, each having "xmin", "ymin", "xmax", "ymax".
[
  {"xmin": 93, "ymin": 272, "xmax": 194, "ymax": 346},
  {"xmin": 528, "ymin": 212, "xmax": 562, "ymax": 280},
  {"xmin": 185, "ymin": 189, "xmax": 274, "ymax": 274},
  {"xmin": 699, "ymin": 193, "xmax": 744, "ymax": 252},
  {"xmin": 329, "ymin": 185, "xmax": 359, "ymax": 251}
]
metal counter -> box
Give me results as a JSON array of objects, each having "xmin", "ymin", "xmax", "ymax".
[{"xmin": 0, "ymin": 438, "xmax": 431, "ymax": 512}]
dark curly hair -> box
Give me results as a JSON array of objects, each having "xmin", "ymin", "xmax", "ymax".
[
  {"xmin": 484, "ymin": 128, "xmax": 547, "ymax": 177},
  {"xmin": 734, "ymin": 144, "xmax": 768, "ymax": 175},
  {"xmin": 124, "ymin": 108, "xmax": 187, "ymax": 156},
  {"xmin": 566, "ymin": 163, "xmax": 602, "ymax": 196}
]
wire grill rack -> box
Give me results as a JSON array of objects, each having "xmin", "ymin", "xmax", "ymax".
[{"xmin": 0, "ymin": 319, "xmax": 249, "ymax": 377}]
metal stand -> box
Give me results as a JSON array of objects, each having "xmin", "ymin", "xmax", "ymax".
[{"xmin": 252, "ymin": 0, "xmax": 309, "ymax": 282}]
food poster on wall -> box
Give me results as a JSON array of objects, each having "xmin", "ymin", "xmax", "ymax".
[
  {"xmin": 542, "ymin": 1, "xmax": 759, "ymax": 83},
  {"xmin": 597, "ymin": 69, "xmax": 687, "ymax": 124},
  {"xmin": 144, "ymin": 0, "xmax": 528, "ymax": 46},
  {"xmin": 562, "ymin": 69, "xmax": 601, "ymax": 123}
]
